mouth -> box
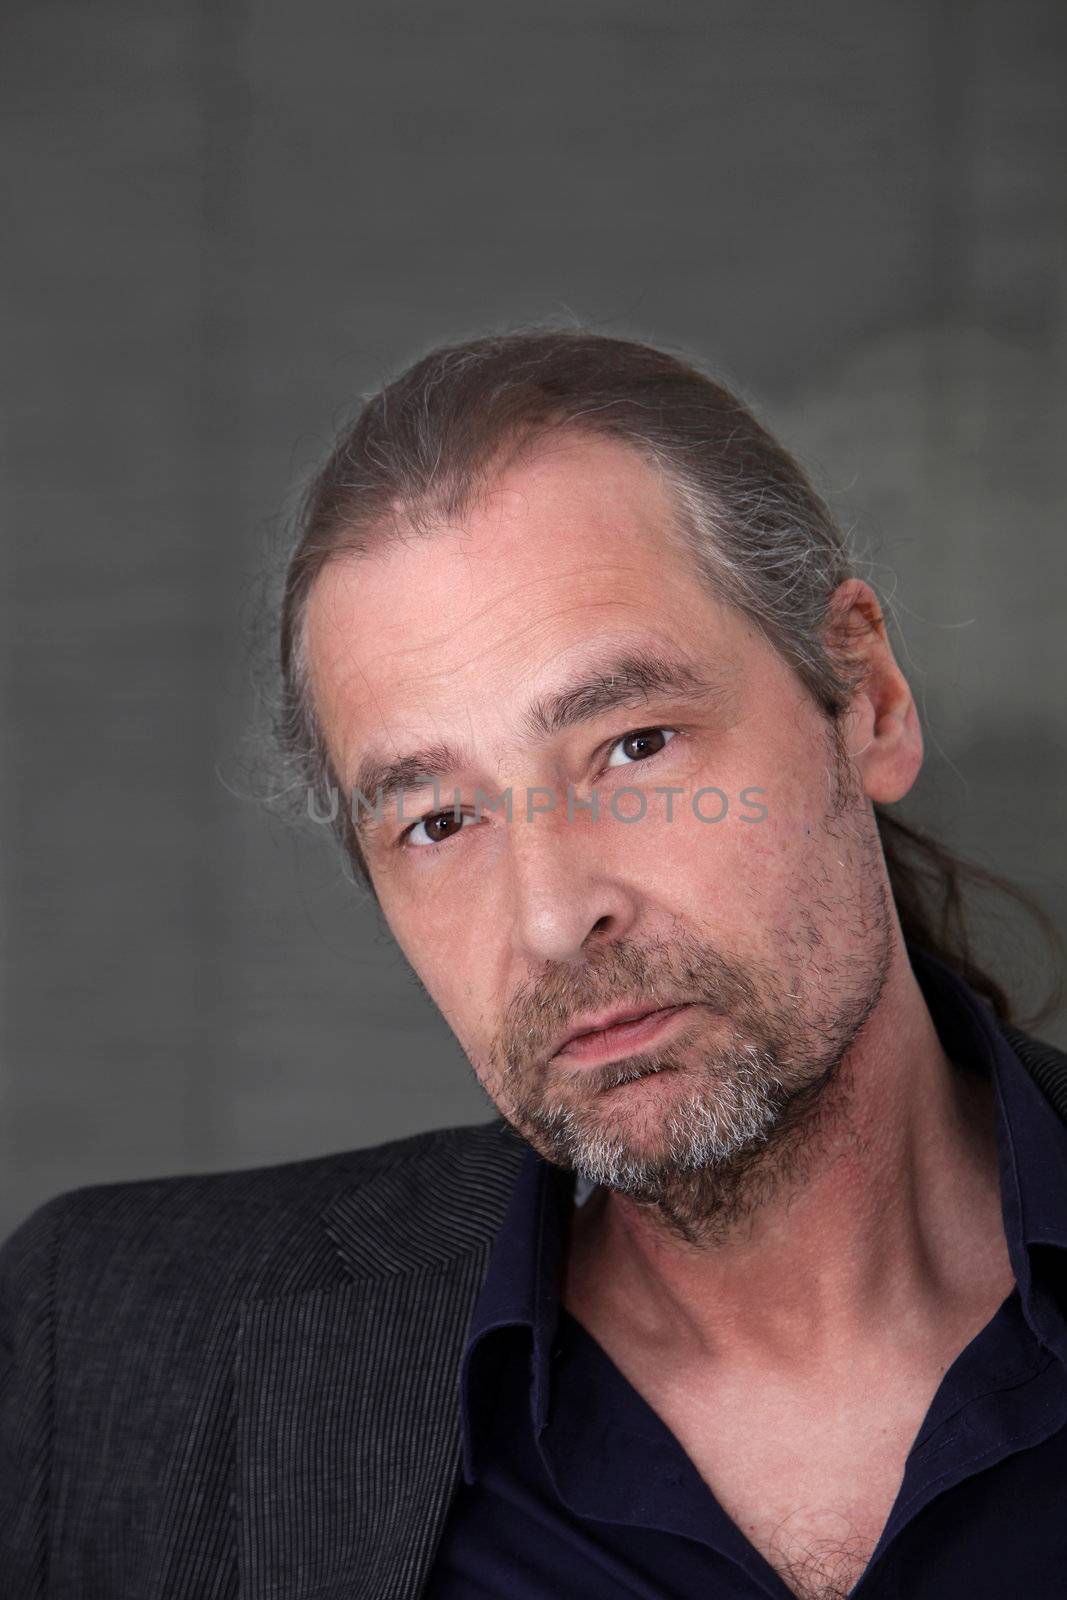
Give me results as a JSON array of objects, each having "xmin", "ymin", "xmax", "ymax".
[{"xmin": 551, "ymin": 1003, "xmax": 696, "ymax": 1067}]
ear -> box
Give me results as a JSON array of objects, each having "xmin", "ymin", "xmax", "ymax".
[{"xmin": 824, "ymin": 579, "xmax": 924, "ymax": 805}]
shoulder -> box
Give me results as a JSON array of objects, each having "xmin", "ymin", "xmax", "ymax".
[{"xmin": 0, "ymin": 1116, "xmax": 527, "ymax": 1312}]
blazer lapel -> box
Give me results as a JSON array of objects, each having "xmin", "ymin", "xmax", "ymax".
[{"xmin": 235, "ymin": 1123, "xmax": 527, "ymax": 1600}]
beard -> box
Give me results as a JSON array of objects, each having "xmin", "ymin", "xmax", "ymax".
[{"xmin": 479, "ymin": 744, "xmax": 896, "ymax": 1247}]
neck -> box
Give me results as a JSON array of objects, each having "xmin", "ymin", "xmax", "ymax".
[{"xmin": 561, "ymin": 945, "xmax": 1012, "ymax": 1370}]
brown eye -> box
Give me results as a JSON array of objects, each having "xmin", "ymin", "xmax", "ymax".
[
  {"xmin": 605, "ymin": 727, "xmax": 677, "ymax": 768},
  {"xmin": 405, "ymin": 810, "xmax": 468, "ymax": 849}
]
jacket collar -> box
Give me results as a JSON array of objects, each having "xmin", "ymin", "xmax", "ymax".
[{"xmin": 233, "ymin": 1121, "xmax": 527, "ymax": 1600}]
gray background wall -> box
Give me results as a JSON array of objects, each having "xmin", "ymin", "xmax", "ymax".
[{"xmin": 3, "ymin": 0, "xmax": 1065, "ymax": 1237}]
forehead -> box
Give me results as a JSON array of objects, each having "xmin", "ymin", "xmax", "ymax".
[{"xmin": 303, "ymin": 432, "xmax": 754, "ymax": 781}]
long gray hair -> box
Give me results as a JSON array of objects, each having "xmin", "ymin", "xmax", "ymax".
[{"xmin": 273, "ymin": 327, "xmax": 1062, "ymax": 1028}]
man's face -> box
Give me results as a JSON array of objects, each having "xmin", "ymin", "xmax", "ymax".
[{"xmin": 305, "ymin": 432, "xmax": 912, "ymax": 1236}]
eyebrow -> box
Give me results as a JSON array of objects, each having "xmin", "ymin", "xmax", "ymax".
[{"xmin": 350, "ymin": 646, "xmax": 735, "ymax": 841}]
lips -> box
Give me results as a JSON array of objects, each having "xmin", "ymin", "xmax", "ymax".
[{"xmin": 551, "ymin": 1002, "xmax": 689, "ymax": 1060}]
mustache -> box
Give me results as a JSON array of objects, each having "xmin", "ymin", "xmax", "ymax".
[{"xmin": 493, "ymin": 936, "xmax": 763, "ymax": 1070}]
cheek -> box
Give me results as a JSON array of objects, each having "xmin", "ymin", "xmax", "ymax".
[
  {"xmin": 382, "ymin": 904, "xmax": 446, "ymax": 996},
  {"xmin": 646, "ymin": 785, "xmax": 824, "ymax": 922},
  {"xmin": 389, "ymin": 906, "xmax": 487, "ymax": 1036}
]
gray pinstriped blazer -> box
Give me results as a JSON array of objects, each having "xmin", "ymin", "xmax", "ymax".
[{"xmin": 2, "ymin": 1021, "xmax": 1066, "ymax": 1600}]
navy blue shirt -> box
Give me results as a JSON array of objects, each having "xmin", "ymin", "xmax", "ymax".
[{"xmin": 423, "ymin": 948, "xmax": 1067, "ymax": 1598}]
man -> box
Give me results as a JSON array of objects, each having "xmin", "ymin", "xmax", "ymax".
[{"xmin": 3, "ymin": 330, "xmax": 1066, "ymax": 1600}]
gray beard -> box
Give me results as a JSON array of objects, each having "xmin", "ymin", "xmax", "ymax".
[
  {"xmin": 520, "ymin": 936, "xmax": 889, "ymax": 1248},
  {"xmin": 490, "ymin": 806, "xmax": 895, "ymax": 1247}
]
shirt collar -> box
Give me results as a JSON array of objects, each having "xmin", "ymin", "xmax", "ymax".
[
  {"xmin": 911, "ymin": 945, "xmax": 1067, "ymax": 1253},
  {"xmin": 908, "ymin": 944, "xmax": 1067, "ymax": 1361},
  {"xmin": 458, "ymin": 944, "xmax": 1067, "ymax": 1482},
  {"xmin": 458, "ymin": 1137, "xmax": 573, "ymax": 1482}
]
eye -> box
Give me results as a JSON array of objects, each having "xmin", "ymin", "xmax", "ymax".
[
  {"xmin": 604, "ymin": 727, "xmax": 678, "ymax": 768},
  {"xmin": 402, "ymin": 809, "xmax": 473, "ymax": 849}
]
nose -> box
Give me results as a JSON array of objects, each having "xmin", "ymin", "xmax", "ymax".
[{"xmin": 506, "ymin": 806, "xmax": 641, "ymax": 966}]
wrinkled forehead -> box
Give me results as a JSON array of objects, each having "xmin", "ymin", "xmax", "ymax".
[
  {"xmin": 300, "ymin": 431, "xmax": 755, "ymax": 780},
  {"xmin": 304, "ymin": 431, "xmax": 704, "ymax": 665}
]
